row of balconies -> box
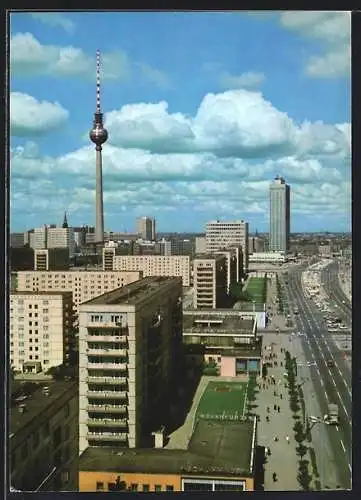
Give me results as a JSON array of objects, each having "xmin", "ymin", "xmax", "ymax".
[
  {"xmin": 86, "ymin": 376, "xmax": 127, "ymax": 384},
  {"xmin": 86, "ymin": 348, "xmax": 128, "ymax": 356},
  {"xmin": 86, "ymin": 335, "xmax": 128, "ymax": 343},
  {"xmin": 87, "ymin": 418, "xmax": 128, "ymax": 427},
  {"xmin": 87, "ymin": 432, "xmax": 127, "ymax": 441},
  {"xmin": 87, "ymin": 390, "xmax": 127, "ymax": 399},
  {"xmin": 87, "ymin": 404, "xmax": 127, "ymax": 413},
  {"xmin": 87, "ymin": 362, "xmax": 127, "ymax": 370}
]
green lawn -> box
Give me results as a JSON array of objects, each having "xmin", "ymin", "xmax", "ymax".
[
  {"xmin": 195, "ymin": 381, "xmax": 248, "ymax": 422},
  {"xmin": 246, "ymin": 277, "xmax": 266, "ymax": 304}
]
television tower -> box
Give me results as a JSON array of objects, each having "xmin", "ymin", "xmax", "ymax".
[{"xmin": 89, "ymin": 49, "xmax": 108, "ymax": 245}]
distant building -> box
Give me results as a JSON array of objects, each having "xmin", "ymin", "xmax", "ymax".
[
  {"xmin": 193, "ymin": 254, "xmax": 228, "ymax": 309},
  {"xmin": 29, "ymin": 225, "xmax": 76, "ymax": 257},
  {"xmin": 269, "ymin": 176, "xmax": 290, "ymax": 253},
  {"xmin": 249, "ymin": 252, "xmax": 286, "ymax": 264},
  {"xmin": 10, "ymin": 380, "xmax": 78, "ymax": 491},
  {"xmin": 248, "ymin": 236, "xmax": 265, "ymax": 254},
  {"xmin": 10, "ymin": 291, "xmax": 76, "ymax": 373},
  {"xmin": 136, "ymin": 217, "xmax": 156, "ymax": 241},
  {"xmin": 16, "ymin": 270, "xmax": 142, "ymax": 312},
  {"xmin": 205, "ymin": 220, "xmax": 249, "ymax": 274},
  {"xmin": 195, "ymin": 236, "xmax": 206, "ymax": 255},
  {"xmin": 318, "ymin": 242, "xmax": 332, "ymax": 257},
  {"xmin": 78, "ymin": 277, "xmax": 183, "ymax": 453},
  {"xmin": 112, "ymin": 255, "xmax": 190, "ymax": 287},
  {"xmin": 11, "ymin": 233, "xmax": 25, "ymax": 248},
  {"xmin": 78, "ymin": 417, "xmax": 257, "ymax": 492},
  {"xmin": 34, "ymin": 249, "xmax": 70, "ymax": 271}
]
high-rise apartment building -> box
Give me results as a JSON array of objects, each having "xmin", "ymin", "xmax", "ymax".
[
  {"xmin": 195, "ymin": 236, "xmax": 207, "ymax": 255},
  {"xmin": 136, "ymin": 217, "xmax": 156, "ymax": 241},
  {"xmin": 193, "ymin": 254, "xmax": 228, "ymax": 309},
  {"xmin": 10, "ymin": 291, "xmax": 76, "ymax": 373},
  {"xmin": 34, "ymin": 249, "xmax": 70, "ymax": 271},
  {"xmin": 214, "ymin": 249, "xmax": 240, "ymax": 293},
  {"xmin": 78, "ymin": 276, "xmax": 182, "ymax": 453},
  {"xmin": 29, "ymin": 226, "xmax": 76, "ymax": 256},
  {"xmin": 16, "ymin": 271, "xmax": 142, "ymax": 311},
  {"xmin": 205, "ymin": 220, "xmax": 249, "ymax": 274},
  {"xmin": 269, "ymin": 176, "xmax": 290, "ymax": 253},
  {"xmin": 112, "ymin": 255, "xmax": 190, "ymax": 286}
]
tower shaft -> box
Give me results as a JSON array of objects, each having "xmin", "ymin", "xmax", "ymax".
[{"xmin": 95, "ymin": 147, "xmax": 104, "ymax": 244}]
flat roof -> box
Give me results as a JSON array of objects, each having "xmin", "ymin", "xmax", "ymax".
[
  {"xmin": 80, "ymin": 276, "xmax": 181, "ymax": 306},
  {"xmin": 79, "ymin": 419, "xmax": 255, "ymax": 477},
  {"xmin": 183, "ymin": 315, "xmax": 254, "ymax": 334},
  {"xmin": 10, "ymin": 380, "xmax": 77, "ymax": 436},
  {"xmin": 195, "ymin": 381, "xmax": 249, "ymax": 422}
]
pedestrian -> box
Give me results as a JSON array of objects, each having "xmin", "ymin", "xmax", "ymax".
[
  {"xmin": 280, "ymin": 394, "xmax": 283, "ymax": 400},
  {"xmin": 274, "ymin": 436, "xmax": 279, "ymax": 442},
  {"xmin": 266, "ymin": 415, "xmax": 270, "ymax": 423},
  {"xmin": 274, "ymin": 390, "xmax": 277, "ymax": 397},
  {"xmin": 277, "ymin": 406, "xmax": 280, "ymax": 413},
  {"xmin": 286, "ymin": 436, "xmax": 290, "ymax": 444},
  {"xmin": 267, "ymin": 406, "xmax": 270, "ymax": 413},
  {"xmin": 274, "ymin": 404, "xmax": 277, "ymax": 411}
]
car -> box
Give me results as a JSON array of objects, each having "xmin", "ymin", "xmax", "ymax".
[{"xmin": 327, "ymin": 360, "xmax": 335, "ymax": 368}]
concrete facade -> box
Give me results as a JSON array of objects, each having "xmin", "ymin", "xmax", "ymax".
[
  {"xmin": 269, "ymin": 176, "xmax": 290, "ymax": 253},
  {"xmin": 34, "ymin": 248, "xmax": 70, "ymax": 271},
  {"xmin": 16, "ymin": 270, "xmax": 142, "ymax": 312},
  {"xmin": 136, "ymin": 217, "xmax": 156, "ymax": 241},
  {"xmin": 205, "ymin": 220, "xmax": 249, "ymax": 274},
  {"xmin": 193, "ymin": 254, "xmax": 227, "ymax": 309},
  {"xmin": 113, "ymin": 255, "xmax": 190, "ymax": 286},
  {"xmin": 78, "ymin": 277, "xmax": 182, "ymax": 454},
  {"xmin": 10, "ymin": 291, "xmax": 75, "ymax": 372}
]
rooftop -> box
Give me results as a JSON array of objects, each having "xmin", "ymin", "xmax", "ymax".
[
  {"xmin": 80, "ymin": 276, "xmax": 181, "ymax": 306},
  {"xmin": 183, "ymin": 315, "xmax": 254, "ymax": 335},
  {"xmin": 79, "ymin": 418, "xmax": 256, "ymax": 477},
  {"xmin": 194, "ymin": 254, "xmax": 225, "ymax": 261},
  {"xmin": 10, "ymin": 380, "xmax": 77, "ymax": 436},
  {"xmin": 195, "ymin": 381, "xmax": 249, "ymax": 422}
]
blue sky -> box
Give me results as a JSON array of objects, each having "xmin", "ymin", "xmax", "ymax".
[{"xmin": 10, "ymin": 11, "xmax": 351, "ymax": 233}]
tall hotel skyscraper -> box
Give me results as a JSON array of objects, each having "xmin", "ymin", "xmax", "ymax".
[
  {"xmin": 89, "ymin": 50, "xmax": 108, "ymax": 246},
  {"xmin": 269, "ymin": 176, "xmax": 290, "ymax": 252}
]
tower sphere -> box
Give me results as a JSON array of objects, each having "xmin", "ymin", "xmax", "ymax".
[{"xmin": 89, "ymin": 126, "xmax": 108, "ymax": 145}]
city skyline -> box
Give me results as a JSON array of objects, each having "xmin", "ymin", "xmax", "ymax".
[{"xmin": 10, "ymin": 11, "xmax": 351, "ymax": 233}]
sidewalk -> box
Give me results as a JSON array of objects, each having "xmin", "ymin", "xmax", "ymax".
[{"xmin": 256, "ymin": 332, "xmax": 300, "ymax": 491}]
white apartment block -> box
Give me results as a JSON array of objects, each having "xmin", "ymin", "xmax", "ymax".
[
  {"xmin": 113, "ymin": 255, "xmax": 190, "ymax": 287},
  {"xmin": 193, "ymin": 254, "xmax": 228, "ymax": 310},
  {"xmin": 30, "ymin": 226, "xmax": 76, "ymax": 256},
  {"xmin": 16, "ymin": 271, "xmax": 143, "ymax": 311},
  {"xmin": 10, "ymin": 291, "xmax": 74, "ymax": 373},
  {"xmin": 205, "ymin": 220, "xmax": 249, "ymax": 274},
  {"xmin": 78, "ymin": 276, "xmax": 182, "ymax": 453}
]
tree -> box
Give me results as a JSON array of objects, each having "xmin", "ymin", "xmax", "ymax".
[{"xmin": 296, "ymin": 443, "xmax": 308, "ymax": 459}]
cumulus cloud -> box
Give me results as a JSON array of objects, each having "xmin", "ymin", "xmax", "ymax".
[
  {"xmin": 30, "ymin": 13, "xmax": 75, "ymax": 34},
  {"xmin": 10, "ymin": 92, "xmax": 69, "ymax": 136},
  {"xmin": 10, "ymin": 33, "xmax": 130, "ymax": 81},
  {"xmin": 219, "ymin": 71, "xmax": 265, "ymax": 89},
  {"xmin": 102, "ymin": 89, "xmax": 350, "ymax": 161},
  {"xmin": 279, "ymin": 11, "xmax": 350, "ymax": 78}
]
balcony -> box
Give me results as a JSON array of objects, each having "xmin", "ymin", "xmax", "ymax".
[
  {"xmin": 86, "ymin": 335, "xmax": 128, "ymax": 343},
  {"xmin": 87, "ymin": 418, "xmax": 127, "ymax": 428},
  {"xmin": 87, "ymin": 348, "xmax": 128, "ymax": 356},
  {"xmin": 88, "ymin": 362, "xmax": 128, "ymax": 371},
  {"xmin": 86, "ymin": 376, "xmax": 127, "ymax": 385},
  {"xmin": 87, "ymin": 404, "xmax": 127, "ymax": 413},
  {"xmin": 87, "ymin": 432, "xmax": 127, "ymax": 441},
  {"xmin": 87, "ymin": 390, "xmax": 127, "ymax": 399}
]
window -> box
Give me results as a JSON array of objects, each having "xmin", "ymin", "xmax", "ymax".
[
  {"xmin": 61, "ymin": 470, "xmax": 70, "ymax": 484},
  {"xmin": 155, "ymin": 485, "xmax": 162, "ymax": 492},
  {"xmin": 143, "ymin": 485, "xmax": 150, "ymax": 492},
  {"xmin": 96, "ymin": 482, "xmax": 104, "ymax": 491},
  {"xmin": 43, "ymin": 309, "xmax": 49, "ymax": 313},
  {"xmin": 166, "ymin": 485, "xmax": 174, "ymax": 491},
  {"xmin": 34, "ymin": 305, "xmax": 38, "ymax": 309},
  {"xmin": 130, "ymin": 484, "xmax": 138, "ymax": 492}
]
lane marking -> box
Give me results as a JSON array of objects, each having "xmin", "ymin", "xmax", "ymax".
[{"xmin": 340, "ymin": 440, "xmax": 346, "ymax": 452}]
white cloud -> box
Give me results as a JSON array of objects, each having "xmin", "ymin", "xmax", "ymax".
[
  {"xmin": 10, "ymin": 33, "xmax": 130, "ymax": 81},
  {"xmin": 279, "ymin": 11, "xmax": 350, "ymax": 78},
  {"xmin": 219, "ymin": 71, "xmax": 265, "ymax": 89},
  {"xmin": 10, "ymin": 92, "xmax": 69, "ymax": 136},
  {"xmin": 102, "ymin": 89, "xmax": 350, "ymax": 161},
  {"xmin": 30, "ymin": 13, "xmax": 75, "ymax": 34}
]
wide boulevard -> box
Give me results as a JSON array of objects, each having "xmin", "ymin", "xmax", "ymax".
[
  {"xmin": 321, "ymin": 261, "xmax": 351, "ymax": 326},
  {"xmin": 285, "ymin": 267, "xmax": 352, "ymax": 489}
]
